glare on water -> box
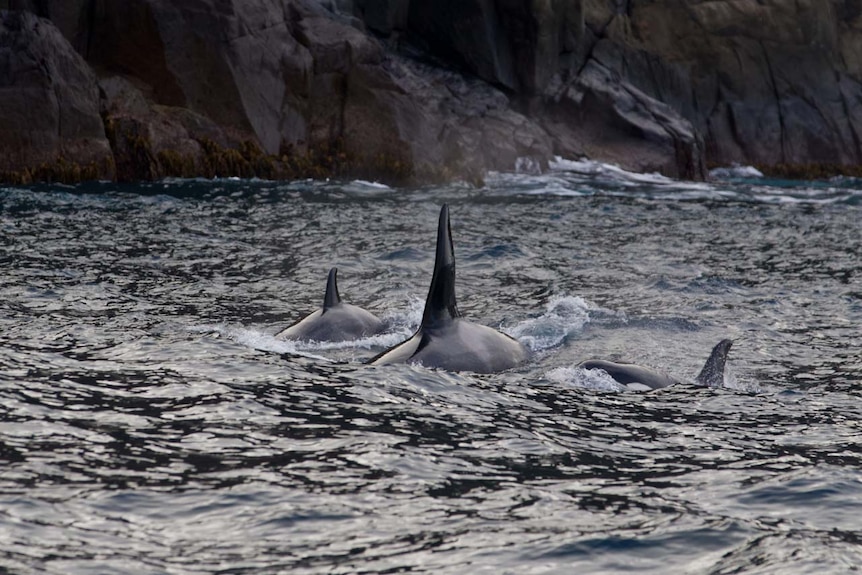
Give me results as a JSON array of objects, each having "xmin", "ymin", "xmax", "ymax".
[{"xmin": 1, "ymin": 163, "xmax": 861, "ymax": 574}]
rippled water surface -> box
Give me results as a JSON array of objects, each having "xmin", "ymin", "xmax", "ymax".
[{"xmin": 1, "ymin": 162, "xmax": 861, "ymax": 574}]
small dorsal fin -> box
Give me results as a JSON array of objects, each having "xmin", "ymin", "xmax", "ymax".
[
  {"xmin": 323, "ymin": 267, "xmax": 341, "ymax": 310},
  {"xmin": 695, "ymin": 339, "xmax": 733, "ymax": 387},
  {"xmin": 421, "ymin": 204, "xmax": 460, "ymax": 327}
]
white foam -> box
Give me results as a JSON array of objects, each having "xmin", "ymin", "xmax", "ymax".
[
  {"xmin": 337, "ymin": 179, "xmax": 394, "ymax": 195},
  {"xmin": 190, "ymin": 324, "xmax": 333, "ymax": 361},
  {"xmin": 350, "ymin": 179, "xmax": 391, "ymax": 189},
  {"xmin": 378, "ymin": 295, "xmax": 424, "ymax": 337},
  {"xmin": 546, "ymin": 366, "xmax": 626, "ymax": 392},
  {"xmin": 506, "ymin": 295, "xmax": 611, "ymax": 352},
  {"xmin": 515, "ymin": 156, "xmax": 543, "ymax": 175},
  {"xmin": 708, "ymin": 164, "xmax": 764, "ymax": 179},
  {"xmin": 549, "ymin": 157, "xmax": 675, "ymax": 186}
]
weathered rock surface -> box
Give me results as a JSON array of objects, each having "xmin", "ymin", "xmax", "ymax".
[
  {"xmin": 356, "ymin": 0, "xmax": 862, "ymax": 174},
  {"xmin": 0, "ymin": 10, "xmax": 113, "ymax": 182},
  {"xmin": 577, "ymin": 0, "xmax": 862, "ymax": 169},
  {"xmin": 2, "ymin": 0, "xmax": 862, "ymax": 184},
  {"xmin": 541, "ymin": 50, "xmax": 705, "ymax": 179}
]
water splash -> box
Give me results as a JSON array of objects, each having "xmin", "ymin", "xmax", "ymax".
[
  {"xmin": 506, "ymin": 295, "xmax": 612, "ymax": 352},
  {"xmin": 709, "ymin": 164, "xmax": 765, "ymax": 179},
  {"xmin": 549, "ymin": 157, "xmax": 676, "ymax": 186},
  {"xmin": 189, "ymin": 324, "xmax": 334, "ymax": 361},
  {"xmin": 720, "ymin": 365, "xmax": 767, "ymax": 394},
  {"xmin": 545, "ymin": 365, "xmax": 627, "ymax": 392}
]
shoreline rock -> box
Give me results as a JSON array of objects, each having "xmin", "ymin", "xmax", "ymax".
[
  {"xmin": 0, "ymin": 10, "xmax": 114, "ymax": 183},
  {"xmin": 1, "ymin": 1, "xmax": 861, "ymax": 185}
]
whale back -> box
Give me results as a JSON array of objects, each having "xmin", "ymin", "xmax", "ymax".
[
  {"xmin": 277, "ymin": 267, "xmax": 384, "ymax": 342},
  {"xmin": 408, "ymin": 320, "xmax": 529, "ymax": 373},
  {"xmin": 369, "ymin": 204, "xmax": 528, "ymax": 372},
  {"xmin": 579, "ymin": 359, "xmax": 679, "ymax": 390}
]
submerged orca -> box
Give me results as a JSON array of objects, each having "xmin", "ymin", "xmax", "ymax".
[
  {"xmin": 369, "ymin": 204, "xmax": 530, "ymax": 373},
  {"xmin": 276, "ymin": 267, "xmax": 385, "ymax": 342},
  {"xmin": 578, "ymin": 339, "xmax": 734, "ymax": 391}
]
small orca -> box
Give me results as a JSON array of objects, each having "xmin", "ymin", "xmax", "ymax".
[
  {"xmin": 369, "ymin": 204, "xmax": 530, "ymax": 373},
  {"xmin": 578, "ymin": 339, "xmax": 734, "ymax": 391},
  {"xmin": 276, "ymin": 267, "xmax": 385, "ymax": 342}
]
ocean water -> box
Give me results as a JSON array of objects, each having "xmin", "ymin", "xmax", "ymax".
[{"xmin": 1, "ymin": 160, "xmax": 860, "ymax": 574}]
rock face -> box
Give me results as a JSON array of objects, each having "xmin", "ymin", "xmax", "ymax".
[
  {"xmin": 587, "ymin": 0, "xmax": 862, "ymax": 169},
  {"xmin": 1, "ymin": 0, "xmax": 861, "ymax": 184},
  {"xmin": 0, "ymin": 10, "xmax": 113, "ymax": 182}
]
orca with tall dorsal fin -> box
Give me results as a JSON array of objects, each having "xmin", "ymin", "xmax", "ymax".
[
  {"xmin": 578, "ymin": 339, "xmax": 734, "ymax": 391},
  {"xmin": 369, "ymin": 204, "xmax": 530, "ymax": 373},
  {"xmin": 276, "ymin": 267, "xmax": 385, "ymax": 342}
]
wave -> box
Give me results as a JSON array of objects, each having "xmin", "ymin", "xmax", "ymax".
[
  {"xmin": 505, "ymin": 295, "xmax": 617, "ymax": 352},
  {"xmin": 549, "ymin": 157, "xmax": 677, "ymax": 186},
  {"xmin": 709, "ymin": 164, "xmax": 764, "ymax": 179},
  {"xmin": 484, "ymin": 157, "xmax": 862, "ymax": 206},
  {"xmin": 545, "ymin": 365, "xmax": 627, "ymax": 392}
]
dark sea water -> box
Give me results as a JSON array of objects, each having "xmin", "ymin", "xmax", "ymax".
[{"xmin": 1, "ymin": 160, "xmax": 861, "ymax": 574}]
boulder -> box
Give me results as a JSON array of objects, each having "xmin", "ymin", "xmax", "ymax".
[
  {"xmin": 0, "ymin": 10, "xmax": 113, "ymax": 182},
  {"xmin": 342, "ymin": 51, "xmax": 553, "ymax": 183},
  {"xmin": 100, "ymin": 75, "xmax": 276, "ymax": 181},
  {"xmin": 599, "ymin": 0, "xmax": 862, "ymax": 168},
  {"xmin": 6, "ymin": 0, "xmax": 862, "ymax": 185},
  {"xmin": 542, "ymin": 51, "xmax": 705, "ymax": 179},
  {"xmin": 85, "ymin": 0, "xmax": 556, "ymax": 183},
  {"xmin": 86, "ymin": 0, "xmax": 383, "ymax": 157},
  {"xmin": 0, "ymin": 0, "xmax": 92, "ymax": 53}
]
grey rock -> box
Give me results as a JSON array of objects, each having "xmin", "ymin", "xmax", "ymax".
[
  {"xmin": 0, "ymin": 10, "xmax": 113, "ymax": 179},
  {"xmin": 603, "ymin": 0, "xmax": 862, "ymax": 168},
  {"xmin": 402, "ymin": 0, "xmax": 582, "ymax": 95},
  {"xmin": 8, "ymin": 0, "xmax": 862, "ymax": 185},
  {"xmin": 542, "ymin": 53, "xmax": 705, "ymax": 178},
  {"xmin": 353, "ymin": 0, "xmax": 408, "ymax": 37}
]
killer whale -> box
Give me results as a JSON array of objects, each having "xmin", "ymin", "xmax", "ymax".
[
  {"xmin": 276, "ymin": 267, "xmax": 385, "ymax": 342},
  {"xmin": 369, "ymin": 204, "xmax": 530, "ymax": 373},
  {"xmin": 578, "ymin": 339, "xmax": 734, "ymax": 391}
]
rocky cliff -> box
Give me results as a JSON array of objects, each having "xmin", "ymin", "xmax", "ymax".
[{"xmin": 1, "ymin": 0, "xmax": 861, "ymax": 184}]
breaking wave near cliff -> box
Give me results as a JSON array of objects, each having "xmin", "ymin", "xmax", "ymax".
[{"xmin": 486, "ymin": 156, "xmax": 862, "ymax": 205}]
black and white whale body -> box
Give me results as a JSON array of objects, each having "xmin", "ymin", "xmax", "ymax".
[
  {"xmin": 578, "ymin": 339, "xmax": 734, "ymax": 391},
  {"xmin": 369, "ymin": 205, "xmax": 530, "ymax": 373},
  {"xmin": 276, "ymin": 268, "xmax": 385, "ymax": 342}
]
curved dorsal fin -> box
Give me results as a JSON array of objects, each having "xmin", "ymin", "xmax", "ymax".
[
  {"xmin": 695, "ymin": 339, "xmax": 733, "ymax": 387},
  {"xmin": 421, "ymin": 204, "xmax": 461, "ymax": 327},
  {"xmin": 323, "ymin": 267, "xmax": 341, "ymax": 310}
]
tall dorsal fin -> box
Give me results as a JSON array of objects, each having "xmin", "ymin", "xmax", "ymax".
[
  {"xmin": 421, "ymin": 204, "xmax": 461, "ymax": 326},
  {"xmin": 695, "ymin": 339, "xmax": 733, "ymax": 387},
  {"xmin": 323, "ymin": 267, "xmax": 341, "ymax": 310}
]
